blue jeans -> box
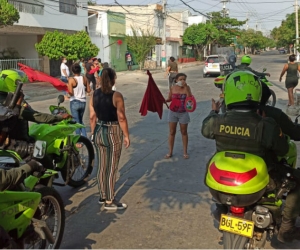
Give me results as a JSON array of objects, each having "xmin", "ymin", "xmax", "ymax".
[
  {"xmin": 61, "ymin": 76, "xmax": 68, "ymax": 95},
  {"xmin": 70, "ymin": 100, "xmax": 87, "ymax": 138}
]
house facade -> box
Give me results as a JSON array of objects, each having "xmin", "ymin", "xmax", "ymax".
[
  {"xmin": 88, "ymin": 11, "xmax": 128, "ymax": 72},
  {"xmin": 92, "ymin": 4, "xmax": 165, "ymax": 68},
  {"xmin": 0, "ymin": 0, "xmax": 89, "ymax": 75}
]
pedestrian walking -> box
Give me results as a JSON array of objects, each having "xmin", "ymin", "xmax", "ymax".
[
  {"xmin": 67, "ymin": 63, "xmax": 91, "ymax": 145},
  {"xmin": 79, "ymin": 58, "xmax": 86, "ymax": 76},
  {"xmin": 279, "ymin": 54, "xmax": 300, "ymax": 106},
  {"xmin": 89, "ymin": 67, "xmax": 130, "ymax": 210},
  {"xmin": 165, "ymin": 56, "xmax": 178, "ymax": 89},
  {"xmin": 60, "ymin": 56, "xmax": 70, "ymax": 100},
  {"xmin": 164, "ymin": 73, "xmax": 192, "ymax": 159},
  {"xmin": 125, "ymin": 50, "xmax": 133, "ymax": 71},
  {"xmin": 85, "ymin": 57, "xmax": 97, "ymax": 91}
]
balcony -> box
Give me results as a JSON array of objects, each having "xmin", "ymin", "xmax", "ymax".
[{"xmin": 8, "ymin": 0, "xmax": 44, "ymax": 15}]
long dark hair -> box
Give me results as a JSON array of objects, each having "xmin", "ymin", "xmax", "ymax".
[{"xmin": 101, "ymin": 67, "xmax": 116, "ymax": 94}]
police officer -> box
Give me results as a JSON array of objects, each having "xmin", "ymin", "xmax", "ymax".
[
  {"xmin": 202, "ymin": 70, "xmax": 300, "ymax": 243},
  {"xmin": 0, "ymin": 70, "xmax": 71, "ymax": 159},
  {"xmin": 236, "ymin": 55, "xmax": 271, "ymax": 78}
]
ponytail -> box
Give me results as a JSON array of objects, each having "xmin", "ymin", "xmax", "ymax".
[{"xmin": 101, "ymin": 68, "xmax": 116, "ymax": 94}]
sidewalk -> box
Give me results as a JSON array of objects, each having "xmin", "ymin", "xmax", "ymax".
[{"xmin": 22, "ymin": 61, "xmax": 203, "ymax": 98}]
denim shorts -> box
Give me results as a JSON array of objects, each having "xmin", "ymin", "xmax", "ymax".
[{"xmin": 168, "ymin": 110, "xmax": 190, "ymax": 124}]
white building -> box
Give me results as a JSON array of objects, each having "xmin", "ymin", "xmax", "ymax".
[
  {"xmin": 0, "ymin": 0, "xmax": 89, "ymax": 74},
  {"xmin": 188, "ymin": 15, "xmax": 207, "ymax": 26}
]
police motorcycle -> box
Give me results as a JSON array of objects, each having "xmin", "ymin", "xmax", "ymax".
[
  {"xmin": 214, "ymin": 66, "xmax": 276, "ymax": 112},
  {"xmin": 0, "ymin": 81, "xmax": 65, "ymax": 248}
]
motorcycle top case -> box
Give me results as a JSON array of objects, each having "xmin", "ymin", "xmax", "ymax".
[{"xmin": 206, "ymin": 151, "xmax": 269, "ymax": 206}]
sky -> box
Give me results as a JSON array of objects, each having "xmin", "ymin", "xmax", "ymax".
[{"xmin": 95, "ymin": 0, "xmax": 295, "ymax": 34}]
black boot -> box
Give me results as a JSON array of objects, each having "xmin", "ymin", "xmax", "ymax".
[{"xmin": 277, "ymin": 217, "xmax": 300, "ymax": 243}]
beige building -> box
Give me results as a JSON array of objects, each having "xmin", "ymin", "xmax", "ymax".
[{"xmin": 166, "ymin": 10, "xmax": 191, "ymax": 58}]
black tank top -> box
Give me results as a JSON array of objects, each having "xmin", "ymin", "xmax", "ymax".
[{"xmin": 93, "ymin": 88, "xmax": 118, "ymax": 122}]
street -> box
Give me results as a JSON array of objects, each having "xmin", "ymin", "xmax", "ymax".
[{"xmin": 26, "ymin": 51, "xmax": 300, "ymax": 249}]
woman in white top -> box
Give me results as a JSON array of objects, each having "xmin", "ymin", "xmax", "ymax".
[
  {"xmin": 60, "ymin": 57, "xmax": 70, "ymax": 99},
  {"xmin": 67, "ymin": 63, "xmax": 91, "ymax": 141}
]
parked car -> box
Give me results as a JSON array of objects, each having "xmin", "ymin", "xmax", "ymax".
[
  {"xmin": 203, "ymin": 55, "xmax": 228, "ymax": 77},
  {"xmin": 278, "ymin": 48, "xmax": 287, "ymax": 54},
  {"xmin": 254, "ymin": 50, "xmax": 261, "ymax": 55}
]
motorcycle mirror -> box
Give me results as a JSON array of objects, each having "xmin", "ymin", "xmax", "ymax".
[
  {"xmin": 263, "ymin": 68, "xmax": 266, "ymax": 72},
  {"xmin": 33, "ymin": 140, "xmax": 47, "ymax": 159},
  {"xmin": 57, "ymin": 95, "xmax": 65, "ymax": 106}
]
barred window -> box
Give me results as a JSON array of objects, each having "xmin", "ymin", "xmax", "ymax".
[{"xmin": 59, "ymin": 0, "xmax": 77, "ymax": 15}]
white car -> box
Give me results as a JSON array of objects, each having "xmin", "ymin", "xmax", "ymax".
[{"xmin": 203, "ymin": 55, "xmax": 228, "ymax": 77}]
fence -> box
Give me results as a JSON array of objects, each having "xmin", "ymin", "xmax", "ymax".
[{"xmin": 0, "ymin": 59, "xmax": 43, "ymax": 71}]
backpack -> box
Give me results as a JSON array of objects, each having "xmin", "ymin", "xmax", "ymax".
[{"xmin": 185, "ymin": 95, "xmax": 197, "ymax": 112}]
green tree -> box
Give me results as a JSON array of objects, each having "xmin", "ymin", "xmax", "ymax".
[
  {"xmin": 271, "ymin": 12, "xmax": 296, "ymax": 49},
  {"xmin": 35, "ymin": 30, "xmax": 99, "ymax": 60},
  {"xmin": 238, "ymin": 29, "xmax": 269, "ymax": 53},
  {"xmin": 209, "ymin": 11, "xmax": 246, "ymax": 46},
  {"xmin": 182, "ymin": 22, "xmax": 219, "ymax": 59},
  {"xmin": 0, "ymin": 0, "xmax": 20, "ymax": 27},
  {"xmin": 125, "ymin": 27, "xmax": 156, "ymax": 70}
]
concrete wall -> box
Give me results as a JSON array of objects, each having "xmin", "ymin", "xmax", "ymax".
[
  {"xmin": 93, "ymin": 5, "xmax": 163, "ymax": 37},
  {"xmin": 16, "ymin": 0, "xmax": 89, "ymax": 31}
]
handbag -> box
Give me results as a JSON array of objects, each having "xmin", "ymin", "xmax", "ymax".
[{"xmin": 185, "ymin": 95, "xmax": 197, "ymax": 112}]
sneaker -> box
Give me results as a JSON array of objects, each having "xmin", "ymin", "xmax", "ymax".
[
  {"xmin": 98, "ymin": 198, "xmax": 106, "ymax": 205},
  {"xmin": 104, "ymin": 200, "xmax": 127, "ymax": 210}
]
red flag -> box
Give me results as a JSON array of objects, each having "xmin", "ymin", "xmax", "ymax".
[
  {"xmin": 139, "ymin": 70, "xmax": 167, "ymax": 119},
  {"xmin": 18, "ymin": 63, "xmax": 68, "ymax": 92}
]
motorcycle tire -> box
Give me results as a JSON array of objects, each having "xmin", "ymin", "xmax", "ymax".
[
  {"xmin": 266, "ymin": 89, "xmax": 276, "ymax": 107},
  {"xmin": 61, "ymin": 135, "xmax": 94, "ymax": 188},
  {"xmin": 25, "ymin": 187, "xmax": 65, "ymax": 249},
  {"xmin": 223, "ymin": 231, "xmax": 248, "ymax": 249}
]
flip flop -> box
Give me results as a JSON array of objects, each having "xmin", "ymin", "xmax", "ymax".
[
  {"xmin": 164, "ymin": 154, "xmax": 172, "ymax": 159},
  {"xmin": 183, "ymin": 154, "xmax": 189, "ymax": 159}
]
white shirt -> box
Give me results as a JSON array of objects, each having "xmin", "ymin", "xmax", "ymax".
[
  {"xmin": 70, "ymin": 76, "xmax": 86, "ymax": 102},
  {"xmin": 60, "ymin": 63, "xmax": 70, "ymax": 77}
]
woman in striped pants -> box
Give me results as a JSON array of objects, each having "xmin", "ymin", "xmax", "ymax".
[{"xmin": 89, "ymin": 67, "xmax": 130, "ymax": 211}]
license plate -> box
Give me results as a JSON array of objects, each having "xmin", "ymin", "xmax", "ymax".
[
  {"xmin": 212, "ymin": 65, "xmax": 218, "ymax": 68},
  {"xmin": 219, "ymin": 214, "xmax": 254, "ymax": 238},
  {"xmin": 220, "ymin": 64, "xmax": 233, "ymax": 71}
]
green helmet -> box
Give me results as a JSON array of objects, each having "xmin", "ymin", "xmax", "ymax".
[
  {"xmin": 241, "ymin": 55, "xmax": 252, "ymax": 65},
  {"xmin": 224, "ymin": 70, "xmax": 262, "ymax": 108},
  {"xmin": 0, "ymin": 69, "xmax": 27, "ymax": 93}
]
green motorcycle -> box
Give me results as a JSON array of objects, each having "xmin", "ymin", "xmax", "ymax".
[
  {"xmin": 205, "ymin": 138, "xmax": 297, "ymax": 249},
  {"xmin": 29, "ymin": 95, "xmax": 95, "ymax": 188},
  {"xmin": 0, "ymin": 140, "xmax": 65, "ymax": 249}
]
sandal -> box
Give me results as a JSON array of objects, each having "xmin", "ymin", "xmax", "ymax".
[
  {"xmin": 183, "ymin": 154, "xmax": 189, "ymax": 159},
  {"xmin": 164, "ymin": 154, "xmax": 172, "ymax": 159}
]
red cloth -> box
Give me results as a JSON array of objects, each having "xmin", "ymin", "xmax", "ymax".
[
  {"xmin": 139, "ymin": 70, "xmax": 167, "ymax": 119},
  {"xmin": 18, "ymin": 63, "xmax": 68, "ymax": 92},
  {"xmin": 89, "ymin": 66, "xmax": 99, "ymax": 74}
]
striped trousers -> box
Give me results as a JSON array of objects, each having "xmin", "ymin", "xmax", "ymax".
[{"xmin": 94, "ymin": 122, "xmax": 123, "ymax": 201}]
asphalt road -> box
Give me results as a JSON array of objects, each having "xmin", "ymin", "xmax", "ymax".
[{"xmin": 27, "ymin": 50, "xmax": 300, "ymax": 249}]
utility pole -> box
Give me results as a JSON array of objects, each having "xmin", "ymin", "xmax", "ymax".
[
  {"xmin": 295, "ymin": 0, "xmax": 299, "ymax": 59},
  {"xmin": 221, "ymin": 0, "xmax": 230, "ymax": 18},
  {"xmin": 162, "ymin": 0, "xmax": 167, "ymax": 68}
]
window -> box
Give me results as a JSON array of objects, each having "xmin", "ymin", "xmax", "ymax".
[{"xmin": 59, "ymin": 0, "xmax": 77, "ymax": 15}]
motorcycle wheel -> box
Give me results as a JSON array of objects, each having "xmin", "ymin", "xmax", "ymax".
[
  {"xmin": 266, "ymin": 89, "xmax": 276, "ymax": 107},
  {"xmin": 61, "ymin": 135, "xmax": 94, "ymax": 188},
  {"xmin": 223, "ymin": 231, "xmax": 248, "ymax": 249},
  {"xmin": 24, "ymin": 187, "xmax": 65, "ymax": 249}
]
